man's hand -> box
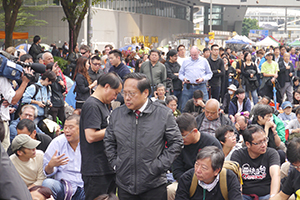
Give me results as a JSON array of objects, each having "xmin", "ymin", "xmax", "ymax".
[
  {"xmin": 9, "ymin": 107, "xmax": 16, "ymax": 114},
  {"xmin": 1, "ymin": 100, "xmax": 9, "ymax": 108},
  {"xmin": 271, "ymin": 77, "xmax": 276, "ymax": 83},
  {"xmin": 289, "ymin": 72, "xmax": 293, "ymax": 77},
  {"xmin": 286, "ymin": 65, "xmax": 290, "ymax": 69},
  {"xmin": 37, "ymin": 101, "xmax": 45, "ymax": 108},
  {"xmin": 183, "ymin": 78, "xmax": 190, "ymax": 84},
  {"xmin": 174, "ymin": 73, "xmax": 179, "ymax": 76},
  {"xmin": 266, "ymin": 120, "xmax": 275, "ymax": 129},
  {"xmin": 196, "ymin": 78, "xmax": 204, "ymax": 84},
  {"xmin": 22, "ymin": 67, "xmax": 34, "ymax": 83},
  {"xmin": 48, "ymin": 150, "xmax": 69, "ymax": 168},
  {"xmin": 236, "ymin": 69, "xmax": 241, "ymax": 73}
]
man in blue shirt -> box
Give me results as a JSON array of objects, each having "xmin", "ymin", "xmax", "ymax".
[
  {"xmin": 108, "ymin": 49, "xmax": 130, "ymax": 80},
  {"xmin": 42, "ymin": 114, "xmax": 85, "ymax": 200},
  {"xmin": 179, "ymin": 46, "xmax": 212, "ymax": 110}
]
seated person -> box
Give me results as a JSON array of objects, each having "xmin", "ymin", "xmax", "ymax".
[
  {"xmin": 196, "ymin": 99, "xmax": 234, "ymax": 137},
  {"xmin": 10, "ymin": 134, "xmax": 46, "ymax": 188},
  {"xmin": 182, "ymin": 90, "xmax": 205, "ymax": 115},
  {"xmin": 231, "ymin": 125, "xmax": 280, "ymax": 200},
  {"xmin": 29, "ymin": 185, "xmax": 53, "ymax": 200},
  {"xmin": 42, "ymin": 114, "xmax": 84, "ymax": 200},
  {"xmin": 293, "ymin": 76, "xmax": 300, "ymax": 91},
  {"xmin": 10, "ymin": 104, "xmax": 45, "ymax": 143},
  {"xmin": 150, "ymin": 83, "xmax": 166, "ymax": 102},
  {"xmin": 221, "ymin": 84, "xmax": 237, "ymax": 114},
  {"xmin": 235, "ymin": 115, "xmax": 248, "ymax": 143},
  {"xmin": 286, "ymin": 108, "xmax": 300, "ymax": 141},
  {"xmin": 166, "ymin": 95, "xmax": 181, "ymax": 118},
  {"xmin": 293, "ymin": 87, "xmax": 300, "ymax": 112},
  {"xmin": 278, "ymin": 101, "xmax": 296, "ymax": 126},
  {"xmin": 215, "ymin": 125, "xmax": 242, "ymax": 161},
  {"xmin": 175, "ymin": 146, "xmax": 242, "ymax": 200},
  {"xmin": 168, "ymin": 113, "xmax": 222, "ymax": 200},
  {"xmin": 228, "ymin": 88, "xmax": 251, "ymax": 123},
  {"xmin": 270, "ymin": 137, "xmax": 300, "ymax": 200},
  {"xmin": 7, "ymin": 119, "xmax": 52, "ymax": 155}
]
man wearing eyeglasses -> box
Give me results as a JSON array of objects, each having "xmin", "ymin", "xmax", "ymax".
[
  {"xmin": 88, "ymin": 55, "xmax": 104, "ymax": 83},
  {"xmin": 104, "ymin": 73, "xmax": 183, "ymax": 200},
  {"xmin": 231, "ymin": 125, "xmax": 280, "ymax": 200},
  {"xmin": 168, "ymin": 113, "xmax": 222, "ymax": 200}
]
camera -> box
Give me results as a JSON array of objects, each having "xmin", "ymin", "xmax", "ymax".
[{"xmin": 43, "ymin": 101, "xmax": 51, "ymax": 118}]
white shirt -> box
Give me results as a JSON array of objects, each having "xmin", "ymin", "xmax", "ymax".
[{"xmin": 0, "ymin": 77, "xmax": 16, "ymax": 121}]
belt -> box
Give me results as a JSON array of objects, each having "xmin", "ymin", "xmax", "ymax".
[{"xmin": 187, "ymin": 83, "xmax": 200, "ymax": 86}]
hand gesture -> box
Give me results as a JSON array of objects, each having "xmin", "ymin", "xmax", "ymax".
[
  {"xmin": 48, "ymin": 150, "xmax": 69, "ymax": 168},
  {"xmin": 37, "ymin": 101, "xmax": 45, "ymax": 108}
]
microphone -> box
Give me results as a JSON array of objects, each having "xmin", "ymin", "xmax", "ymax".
[{"xmin": 16, "ymin": 61, "xmax": 46, "ymax": 74}]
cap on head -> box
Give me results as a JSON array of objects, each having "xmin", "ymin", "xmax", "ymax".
[
  {"xmin": 281, "ymin": 101, "xmax": 292, "ymax": 109},
  {"xmin": 11, "ymin": 134, "xmax": 40, "ymax": 152},
  {"xmin": 227, "ymin": 84, "xmax": 237, "ymax": 91}
]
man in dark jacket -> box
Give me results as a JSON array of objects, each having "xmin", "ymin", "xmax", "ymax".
[
  {"xmin": 108, "ymin": 49, "xmax": 130, "ymax": 80},
  {"xmin": 207, "ymin": 44, "xmax": 225, "ymax": 100},
  {"xmin": 104, "ymin": 73, "xmax": 183, "ymax": 200},
  {"xmin": 196, "ymin": 99, "xmax": 234, "ymax": 137},
  {"xmin": 278, "ymin": 53, "xmax": 294, "ymax": 102}
]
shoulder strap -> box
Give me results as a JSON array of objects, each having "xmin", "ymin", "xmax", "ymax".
[
  {"xmin": 149, "ymin": 61, "xmax": 155, "ymax": 87},
  {"xmin": 32, "ymin": 84, "xmax": 41, "ymax": 100},
  {"xmin": 189, "ymin": 173, "xmax": 198, "ymax": 198},
  {"xmin": 220, "ymin": 168, "xmax": 228, "ymax": 200}
]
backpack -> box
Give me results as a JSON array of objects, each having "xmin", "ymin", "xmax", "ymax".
[
  {"xmin": 32, "ymin": 83, "xmax": 51, "ymax": 100},
  {"xmin": 189, "ymin": 160, "xmax": 243, "ymax": 200}
]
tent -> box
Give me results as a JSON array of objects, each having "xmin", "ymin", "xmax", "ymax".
[
  {"xmin": 233, "ymin": 35, "xmax": 256, "ymax": 45},
  {"xmin": 290, "ymin": 40, "xmax": 300, "ymax": 47},
  {"xmin": 16, "ymin": 43, "xmax": 31, "ymax": 53},
  {"xmin": 256, "ymin": 36, "xmax": 280, "ymax": 47},
  {"xmin": 225, "ymin": 39, "xmax": 249, "ymax": 44}
]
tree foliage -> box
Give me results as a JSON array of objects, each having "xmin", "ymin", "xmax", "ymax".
[{"xmin": 242, "ymin": 18, "xmax": 260, "ymax": 36}]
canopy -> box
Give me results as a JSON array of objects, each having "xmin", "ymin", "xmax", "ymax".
[
  {"xmin": 16, "ymin": 43, "xmax": 31, "ymax": 53},
  {"xmin": 0, "ymin": 31, "xmax": 28, "ymax": 39},
  {"xmin": 225, "ymin": 39, "xmax": 249, "ymax": 44},
  {"xmin": 290, "ymin": 40, "xmax": 300, "ymax": 47},
  {"xmin": 256, "ymin": 36, "xmax": 280, "ymax": 47},
  {"xmin": 232, "ymin": 35, "xmax": 256, "ymax": 45},
  {"xmin": 40, "ymin": 43, "xmax": 51, "ymax": 51}
]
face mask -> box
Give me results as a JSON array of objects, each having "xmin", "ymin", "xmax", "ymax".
[{"xmin": 228, "ymin": 90, "xmax": 234, "ymax": 95}]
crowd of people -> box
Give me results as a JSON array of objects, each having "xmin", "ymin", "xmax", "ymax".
[{"xmin": 2, "ymin": 34, "xmax": 300, "ymax": 200}]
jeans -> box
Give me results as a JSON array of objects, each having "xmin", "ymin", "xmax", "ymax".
[
  {"xmin": 181, "ymin": 83, "xmax": 208, "ymax": 111},
  {"xmin": 173, "ymin": 90, "xmax": 182, "ymax": 110},
  {"xmin": 243, "ymin": 85, "xmax": 258, "ymax": 105},
  {"xmin": 243, "ymin": 194, "xmax": 270, "ymax": 200},
  {"xmin": 42, "ymin": 178, "xmax": 85, "ymax": 200}
]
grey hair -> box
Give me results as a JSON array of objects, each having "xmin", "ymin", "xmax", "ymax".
[
  {"xmin": 165, "ymin": 95, "xmax": 178, "ymax": 105},
  {"xmin": 21, "ymin": 104, "xmax": 38, "ymax": 118},
  {"xmin": 196, "ymin": 146, "xmax": 224, "ymax": 171},
  {"xmin": 156, "ymin": 83, "xmax": 165, "ymax": 90}
]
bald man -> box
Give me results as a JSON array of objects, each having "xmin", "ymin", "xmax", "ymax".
[
  {"xmin": 179, "ymin": 46, "xmax": 212, "ymax": 110},
  {"xmin": 195, "ymin": 99, "xmax": 234, "ymax": 137},
  {"xmin": 42, "ymin": 52, "xmax": 54, "ymax": 66},
  {"xmin": 278, "ymin": 52, "xmax": 294, "ymax": 102}
]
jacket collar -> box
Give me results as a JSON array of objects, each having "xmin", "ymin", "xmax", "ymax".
[{"xmin": 125, "ymin": 98, "xmax": 155, "ymax": 114}]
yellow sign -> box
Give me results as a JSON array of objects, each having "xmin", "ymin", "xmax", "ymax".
[
  {"xmin": 132, "ymin": 36, "xmax": 136, "ymax": 43},
  {"xmin": 209, "ymin": 32, "xmax": 215, "ymax": 40},
  {"xmin": 145, "ymin": 36, "xmax": 149, "ymax": 43}
]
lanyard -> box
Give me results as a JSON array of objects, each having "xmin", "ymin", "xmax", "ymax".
[{"xmin": 203, "ymin": 188, "xmax": 206, "ymax": 200}]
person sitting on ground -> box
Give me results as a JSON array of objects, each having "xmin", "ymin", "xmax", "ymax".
[
  {"xmin": 196, "ymin": 99, "xmax": 234, "ymax": 137},
  {"xmin": 228, "ymin": 88, "xmax": 251, "ymax": 123},
  {"xmin": 293, "ymin": 87, "xmax": 300, "ymax": 112},
  {"xmin": 215, "ymin": 125, "xmax": 242, "ymax": 161},
  {"xmin": 150, "ymin": 83, "xmax": 166, "ymax": 102},
  {"xmin": 29, "ymin": 185, "xmax": 54, "ymax": 200},
  {"xmin": 278, "ymin": 101, "xmax": 296, "ymax": 126},
  {"xmin": 286, "ymin": 108, "xmax": 300, "ymax": 141},
  {"xmin": 231, "ymin": 125, "xmax": 280, "ymax": 200},
  {"xmin": 10, "ymin": 134, "xmax": 46, "ymax": 188},
  {"xmin": 235, "ymin": 115, "xmax": 248, "ymax": 143},
  {"xmin": 270, "ymin": 137, "xmax": 300, "ymax": 200},
  {"xmin": 7, "ymin": 119, "xmax": 52, "ymax": 156},
  {"xmin": 182, "ymin": 90, "xmax": 205, "ymax": 115},
  {"xmin": 166, "ymin": 95, "xmax": 181, "ymax": 118},
  {"xmin": 42, "ymin": 114, "xmax": 85, "ymax": 200},
  {"xmin": 221, "ymin": 84, "xmax": 237, "ymax": 114},
  {"xmin": 175, "ymin": 146, "xmax": 242, "ymax": 200}
]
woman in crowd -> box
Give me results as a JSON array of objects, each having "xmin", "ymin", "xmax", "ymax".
[
  {"xmin": 221, "ymin": 56, "xmax": 237, "ymax": 100},
  {"xmin": 241, "ymin": 52, "xmax": 259, "ymax": 105},
  {"xmin": 74, "ymin": 57, "xmax": 97, "ymax": 109}
]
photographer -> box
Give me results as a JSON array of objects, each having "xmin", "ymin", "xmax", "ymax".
[
  {"xmin": 0, "ymin": 67, "xmax": 32, "ymax": 150},
  {"xmin": 22, "ymin": 70, "xmax": 56, "ymax": 123}
]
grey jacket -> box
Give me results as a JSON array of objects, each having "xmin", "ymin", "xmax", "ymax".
[{"xmin": 104, "ymin": 100, "xmax": 183, "ymax": 195}]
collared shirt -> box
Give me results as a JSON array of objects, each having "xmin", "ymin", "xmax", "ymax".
[
  {"xmin": 43, "ymin": 134, "xmax": 83, "ymax": 195},
  {"xmin": 198, "ymin": 174, "xmax": 220, "ymax": 192},
  {"xmin": 179, "ymin": 57, "xmax": 213, "ymax": 84},
  {"xmin": 136, "ymin": 98, "xmax": 149, "ymax": 113},
  {"xmin": 88, "ymin": 66, "xmax": 103, "ymax": 83},
  {"xmin": 199, "ymin": 116, "xmax": 221, "ymax": 137}
]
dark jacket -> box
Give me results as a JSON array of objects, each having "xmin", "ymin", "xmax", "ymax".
[
  {"xmin": 196, "ymin": 112, "xmax": 234, "ymax": 131},
  {"xmin": 278, "ymin": 60, "xmax": 294, "ymax": 88},
  {"xmin": 228, "ymin": 96, "xmax": 251, "ymax": 118},
  {"xmin": 109, "ymin": 62, "xmax": 130, "ymax": 80},
  {"xmin": 104, "ymin": 100, "xmax": 183, "ymax": 195},
  {"xmin": 207, "ymin": 56, "xmax": 225, "ymax": 87},
  {"xmin": 273, "ymin": 55, "xmax": 284, "ymax": 63},
  {"xmin": 29, "ymin": 43, "xmax": 42, "ymax": 62},
  {"xmin": 50, "ymin": 76, "xmax": 66, "ymax": 107},
  {"xmin": 75, "ymin": 73, "xmax": 90, "ymax": 102},
  {"xmin": 165, "ymin": 61, "xmax": 182, "ymax": 91}
]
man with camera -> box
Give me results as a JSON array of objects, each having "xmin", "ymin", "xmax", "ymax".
[{"xmin": 22, "ymin": 70, "xmax": 56, "ymax": 123}]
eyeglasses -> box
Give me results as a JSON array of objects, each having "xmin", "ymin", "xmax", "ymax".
[
  {"xmin": 121, "ymin": 91, "xmax": 137, "ymax": 99},
  {"xmin": 195, "ymin": 161, "xmax": 209, "ymax": 171},
  {"xmin": 251, "ymin": 137, "xmax": 269, "ymax": 146},
  {"xmin": 80, "ymin": 51, "xmax": 87, "ymax": 55},
  {"xmin": 92, "ymin": 62, "xmax": 101, "ymax": 66},
  {"xmin": 182, "ymin": 129, "xmax": 194, "ymax": 139}
]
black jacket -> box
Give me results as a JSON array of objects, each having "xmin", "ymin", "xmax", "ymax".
[
  {"xmin": 75, "ymin": 73, "xmax": 91, "ymax": 102},
  {"xmin": 165, "ymin": 61, "xmax": 182, "ymax": 90},
  {"xmin": 29, "ymin": 43, "xmax": 42, "ymax": 62},
  {"xmin": 104, "ymin": 100, "xmax": 183, "ymax": 195},
  {"xmin": 278, "ymin": 60, "xmax": 294, "ymax": 88},
  {"xmin": 50, "ymin": 76, "xmax": 66, "ymax": 107},
  {"xmin": 207, "ymin": 56, "xmax": 225, "ymax": 87}
]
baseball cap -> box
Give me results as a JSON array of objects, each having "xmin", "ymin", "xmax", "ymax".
[
  {"xmin": 281, "ymin": 101, "xmax": 292, "ymax": 109},
  {"xmin": 11, "ymin": 134, "xmax": 40, "ymax": 152},
  {"xmin": 134, "ymin": 55, "xmax": 140, "ymax": 59},
  {"xmin": 227, "ymin": 84, "xmax": 237, "ymax": 91},
  {"xmin": 265, "ymin": 52, "xmax": 273, "ymax": 56}
]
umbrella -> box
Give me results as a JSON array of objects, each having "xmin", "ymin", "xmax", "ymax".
[
  {"xmin": 119, "ymin": 45, "xmax": 137, "ymax": 52},
  {"xmin": 16, "ymin": 43, "xmax": 31, "ymax": 53},
  {"xmin": 40, "ymin": 43, "xmax": 51, "ymax": 51},
  {"xmin": 225, "ymin": 39, "xmax": 249, "ymax": 44}
]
